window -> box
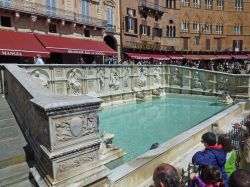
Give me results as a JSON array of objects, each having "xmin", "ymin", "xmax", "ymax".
[
  {"xmin": 217, "ymin": 38, "xmax": 222, "ymax": 51},
  {"xmin": 46, "ymin": 0, "xmax": 56, "ymax": 16},
  {"xmin": 216, "ymin": 24, "xmax": 223, "ymax": 34},
  {"xmin": 234, "ymin": 24, "xmax": 242, "ymax": 35},
  {"xmin": 0, "ymin": 0, "xmax": 11, "ymax": 7},
  {"xmin": 235, "ymin": 0, "xmax": 243, "ymax": 10},
  {"xmin": 84, "ymin": 30, "xmax": 90, "ymax": 37},
  {"xmin": 153, "ymin": 28, "xmax": 162, "ymax": 37},
  {"xmin": 193, "ymin": 22, "xmax": 200, "ymax": 33},
  {"xmin": 140, "ymin": 23, "xmax": 150, "ymax": 35},
  {"xmin": 125, "ymin": 9, "xmax": 137, "ymax": 34},
  {"xmin": 205, "ymin": 0, "xmax": 212, "ymax": 9},
  {"xmin": 182, "ymin": 0, "xmax": 189, "ymax": 6},
  {"xmin": 181, "ymin": 21, "xmax": 189, "ymax": 32},
  {"xmin": 233, "ymin": 40, "xmax": 242, "ymax": 51},
  {"xmin": 127, "ymin": 8, "xmax": 136, "ymax": 17},
  {"xmin": 204, "ymin": 23, "xmax": 212, "ymax": 34},
  {"xmin": 166, "ymin": 0, "xmax": 175, "ymax": 8},
  {"xmin": 49, "ymin": 23, "xmax": 57, "ymax": 33},
  {"xmin": 183, "ymin": 38, "xmax": 188, "ymax": 50},
  {"xmin": 217, "ymin": 0, "xmax": 223, "ymax": 9},
  {"xmin": 106, "ymin": 6, "xmax": 113, "ymax": 26},
  {"xmin": 166, "ymin": 26, "xmax": 176, "ymax": 37},
  {"xmin": 206, "ymin": 39, "xmax": 210, "ymax": 50},
  {"xmin": 193, "ymin": 0, "xmax": 200, "ymax": 8},
  {"xmin": 194, "ymin": 36, "xmax": 200, "ymax": 45},
  {"xmin": 0, "ymin": 16, "xmax": 11, "ymax": 27},
  {"xmin": 81, "ymin": 0, "xmax": 90, "ymax": 23}
]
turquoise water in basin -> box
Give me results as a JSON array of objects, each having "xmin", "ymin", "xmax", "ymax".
[{"xmin": 99, "ymin": 95, "xmax": 229, "ymax": 162}]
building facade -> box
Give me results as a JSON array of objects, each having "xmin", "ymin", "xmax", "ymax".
[
  {"xmin": 179, "ymin": 0, "xmax": 250, "ymax": 53},
  {"xmin": 120, "ymin": 0, "xmax": 181, "ymax": 59},
  {"xmin": 0, "ymin": 0, "xmax": 120, "ymax": 63}
]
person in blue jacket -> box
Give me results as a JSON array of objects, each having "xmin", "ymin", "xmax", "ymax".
[{"xmin": 192, "ymin": 132, "xmax": 228, "ymax": 182}]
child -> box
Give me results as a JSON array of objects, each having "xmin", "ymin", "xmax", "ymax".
[
  {"xmin": 189, "ymin": 165, "xmax": 225, "ymax": 187},
  {"xmin": 218, "ymin": 134, "xmax": 237, "ymax": 176}
]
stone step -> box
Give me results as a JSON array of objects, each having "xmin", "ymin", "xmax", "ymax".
[
  {"xmin": 0, "ymin": 109, "xmax": 14, "ymax": 120},
  {"xmin": 0, "ymin": 137, "xmax": 27, "ymax": 169},
  {"xmin": 0, "ymin": 162, "xmax": 32, "ymax": 187},
  {"xmin": 0, "ymin": 118, "xmax": 16, "ymax": 129},
  {"xmin": 0, "ymin": 126, "xmax": 21, "ymax": 141},
  {"xmin": 0, "ymin": 98, "xmax": 27, "ymax": 169}
]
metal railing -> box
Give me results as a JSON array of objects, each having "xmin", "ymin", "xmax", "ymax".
[
  {"xmin": 180, "ymin": 115, "xmax": 250, "ymax": 186},
  {"xmin": 0, "ymin": 0, "xmax": 106, "ymax": 28},
  {"xmin": 139, "ymin": 0, "xmax": 165, "ymax": 12}
]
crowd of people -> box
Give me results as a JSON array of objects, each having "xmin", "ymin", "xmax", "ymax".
[
  {"xmin": 121, "ymin": 58, "xmax": 249, "ymax": 74},
  {"xmin": 151, "ymin": 121, "xmax": 250, "ymax": 187}
]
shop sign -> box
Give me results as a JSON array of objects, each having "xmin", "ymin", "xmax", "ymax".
[
  {"xmin": 125, "ymin": 41, "xmax": 167, "ymax": 51},
  {"xmin": 68, "ymin": 49, "xmax": 104, "ymax": 55},
  {"xmin": 1, "ymin": 50, "xmax": 23, "ymax": 56}
]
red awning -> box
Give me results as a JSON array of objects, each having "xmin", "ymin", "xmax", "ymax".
[
  {"xmin": 182, "ymin": 55, "xmax": 202, "ymax": 60},
  {"xmin": 230, "ymin": 54, "xmax": 249, "ymax": 59},
  {"xmin": 35, "ymin": 34, "xmax": 117, "ymax": 56},
  {"xmin": 200, "ymin": 55, "xmax": 216, "ymax": 60},
  {"xmin": 215, "ymin": 54, "xmax": 232, "ymax": 59},
  {"xmin": 126, "ymin": 53, "xmax": 169, "ymax": 60},
  {"xmin": 0, "ymin": 29, "xmax": 50, "ymax": 58},
  {"xmin": 167, "ymin": 54, "xmax": 184, "ymax": 60}
]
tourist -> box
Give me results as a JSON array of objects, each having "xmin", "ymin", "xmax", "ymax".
[
  {"xmin": 229, "ymin": 169, "xmax": 250, "ymax": 187},
  {"xmin": 189, "ymin": 165, "xmax": 225, "ymax": 187},
  {"xmin": 35, "ymin": 54, "xmax": 45, "ymax": 65},
  {"xmin": 217, "ymin": 134, "xmax": 237, "ymax": 176},
  {"xmin": 79, "ymin": 57, "xmax": 85, "ymax": 64},
  {"xmin": 192, "ymin": 132, "xmax": 228, "ymax": 181},
  {"xmin": 153, "ymin": 163, "xmax": 179, "ymax": 187},
  {"xmin": 233, "ymin": 121, "xmax": 250, "ymax": 171}
]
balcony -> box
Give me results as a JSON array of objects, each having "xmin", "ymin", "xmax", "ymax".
[
  {"xmin": 139, "ymin": 0, "xmax": 165, "ymax": 19},
  {"xmin": 0, "ymin": 0, "xmax": 106, "ymax": 28},
  {"xmin": 105, "ymin": 24, "xmax": 116, "ymax": 33}
]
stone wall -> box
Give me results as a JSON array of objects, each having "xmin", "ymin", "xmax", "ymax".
[
  {"xmin": 1, "ymin": 65, "xmax": 110, "ymax": 187},
  {"xmin": 21, "ymin": 65, "xmax": 250, "ymax": 103}
]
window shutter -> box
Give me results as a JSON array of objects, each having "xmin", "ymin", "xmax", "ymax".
[
  {"xmin": 125, "ymin": 16, "xmax": 129, "ymax": 32},
  {"xmin": 140, "ymin": 24, "xmax": 143, "ymax": 34},
  {"xmin": 159, "ymin": 29, "xmax": 162, "ymax": 37},
  {"xmin": 173, "ymin": 26, "xmax": 176, "ymax": 37},
  {"xmin": 134, "ymin": 19, "xmax": 138, "ymax": 34},
  {"xmin": 233, "ymin": 40, "xmax": 236, "ymax": 50},
  {"xmin": 240, "ymin": 40, "xmax": 243, "ymax": 51},
  {"xmin": 147, "ymin": 26, "xmax": 150, "ymax": 35},
  {"xmin": 206, "ymin": 39, "xmax": 210, "ymax": 50}
]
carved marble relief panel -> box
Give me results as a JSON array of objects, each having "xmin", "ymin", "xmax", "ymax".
[
  {"xmin": 170, "ymin": 68, "xmax": 182, "ymax": 87},
  {"xmin": 57, "ymin": 151, "xmax": 98, "ymax": 174},
  {"xmin": 54, "ymin": 68, "xmax": 65, "ymax": 80},
  {"xmin": 30, "ymin": 69, "xmax": 50, "ymax": 88},
  {"xmin": 53, "ymin": 113, "xmax": 97, "ymax": 145},
  {"xmin": 66, "ymin": 69, "xmax": 82, "ymax": 95},
  {"xmin": 216, "ymin": 75, "xmax": 229, "ymax": 91},
  {"xmin": 122, "ymin": 67, "xmax": 130, "ymax": 89},
  {"xmin": 97, "ymin": 67, "xmax": 105, "ymax": 92},
  {"xmin": 192, "ymin": 71, "xmax": 204, "ymax": 90},
  {"xmin": 109, "ymin": 68, "xmax": 120, "ymax": 91},
  {"xmin": 138, "ymin": 67, "xmax": 147, "ymax": 89},
  {"xmin": 55, "ymin": 82, "xmax": 66, "ymax": 95}
]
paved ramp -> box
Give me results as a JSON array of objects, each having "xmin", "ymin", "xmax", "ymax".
[{"xmin": 0, "ymin": 97, "xmax": 31, "ymax": 186}]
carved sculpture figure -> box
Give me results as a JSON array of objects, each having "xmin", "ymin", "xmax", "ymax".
[
  {"xmin": 67, "ymin": 69, "xmax": 82, "ymax": 95},
  {"xmin": 193, "ymin": 72, "xmax": 203, "ymax": 89},
  {"xmin": 98, "ymin": 68, "xmax": 105, "ymax": 91},
  {"xmin": 123, "ymin": 67, "xmax": 129, "ymax": 88},
  {"xmin": 154, "ymin": 68, "xmax": 161, "ymax": 87},
  {"xmin": 109, "ymin": 68, "xmax": 120, "ymax": 91},
  {"xmin": 171, "ymin": 68, "xmax": 181, "ymax": 86},
  {"xmin": 138, "ymin": 67, "xmax": 147, "ymax": 88},
  {"xmin": 217, "ymin": 76, "xmax": 229, "ymax": 91},
  {"xmin": 99, "ymin": 132, "xmax": 115, "ymax": 155}
]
